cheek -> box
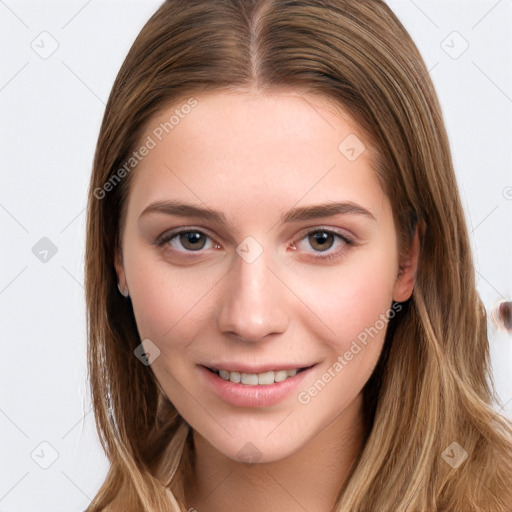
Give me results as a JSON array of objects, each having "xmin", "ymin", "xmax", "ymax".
[
  {"xmin": 125, "ymin": 251, "xmax": 196, "ymax": 340},
  {"xmin": 294, "ymin": 263, "xmax": 397, "ymax": 416},
  {"xmin": 125, "ymin": 249, "xmax": 217, "ymax": 346},
  {"xmin": 291, "ymin": 245, "xmax": 398, "ymax": 354}
]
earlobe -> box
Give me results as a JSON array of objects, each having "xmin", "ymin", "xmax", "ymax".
[
  {"xmin": 114, "ymin": 247, "xmax": 129, "ymax": 297},
  {"xmin": 117, "ymin": 282, "xmax": 129, "ymax": 297},
  {"xmin": 392, "ymin": 228, "xmax": 420, "ymax": 303}
]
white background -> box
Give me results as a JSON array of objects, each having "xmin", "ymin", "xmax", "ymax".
[{"xmin": 1, "ymin": 1, "xmax": 511, "ymax": 510}]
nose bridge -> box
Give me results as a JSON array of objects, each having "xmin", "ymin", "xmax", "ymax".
[{"xmin": 216, "ymin": 242, "xmax": 289, "ymax": 342}]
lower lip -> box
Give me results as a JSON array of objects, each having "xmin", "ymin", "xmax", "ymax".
[{"xmin": 199, "ymin": 365, "xmax": 315, "ymax": 408}]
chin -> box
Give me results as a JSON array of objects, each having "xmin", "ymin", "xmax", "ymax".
[{"xmin": 189, "ymin": 418, "xmax": 304, "ymax": 465}]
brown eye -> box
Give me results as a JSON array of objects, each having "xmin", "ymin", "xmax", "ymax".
[
  {"xmin": 178, "ymin": 231, "xmax": 207, "ymax": 251},
  {"xmin": 308, "ymin": 230, "xmax": 335, "ymax": 252}
]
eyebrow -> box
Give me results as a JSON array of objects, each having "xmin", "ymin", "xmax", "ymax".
[{"xmin": 139, "ymin": 199, "xmax": 377, "ymax": 224}]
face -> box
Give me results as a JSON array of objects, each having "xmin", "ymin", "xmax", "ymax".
[{"xmin": 115, "ymin": 90, "xmax": 417, "ymax": 464}]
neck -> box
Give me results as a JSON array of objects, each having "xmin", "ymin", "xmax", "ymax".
[{"xmin": 183, "ymin": 393, "xmax": 367, "ymax": 512}]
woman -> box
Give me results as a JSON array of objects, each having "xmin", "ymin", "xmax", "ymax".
[{"xmin": 84, "ymin": 1, "xmax": 512, "ymax": 510}]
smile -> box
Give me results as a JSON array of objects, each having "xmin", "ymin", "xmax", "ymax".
[
  {"xmin": 207, "ymin": 367, "xmax": 307, "ymax": 385},
  {"xmin": 200, "ymin": 364, "xmax": 316, "ymax": 408}
]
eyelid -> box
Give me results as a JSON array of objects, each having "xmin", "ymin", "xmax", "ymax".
[
  {"xmin": 156, "ymin": 226, "xmax": 215, "ymax": 242},
  {"xmin": 294, "ymin": 225, "xmax": 355, "ymax": 243}
]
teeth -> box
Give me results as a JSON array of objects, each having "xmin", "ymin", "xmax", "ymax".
[
  {"xmin": 257, "ymin": 371, "xmax": 274, "ymax": 385},
  {"xmin": 229, "ymin": 371, "xmax": 241, "ymax": 383},
  {"xmin": 215, "ymin": 368, "xmax": 301, "ymax": 385},
  {"xmin": 241, "ymin": 373, "xmax": 259, "ymax": 385},
  {"xmin": 274, "ymin": 370, "xmax": 289, "ymax": 382}
]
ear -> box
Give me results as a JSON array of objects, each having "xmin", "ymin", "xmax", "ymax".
[
  {"xmin": 114, "ymin": 246, "xmax": 127, "ymax": 291},
  {"xmin": 392, "ymin": 227, "xmax": 420, "ymax": 303}
]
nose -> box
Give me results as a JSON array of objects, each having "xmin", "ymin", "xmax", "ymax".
[{"xmin": 216, "ymin": 246, "xmax": 289, "ymax": 342}]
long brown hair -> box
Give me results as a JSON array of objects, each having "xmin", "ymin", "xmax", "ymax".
[{"xmin": 85, "ymin": 1, "xmax": 512, "ymax": 510}]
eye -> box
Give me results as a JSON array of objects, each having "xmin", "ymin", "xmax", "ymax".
[
  {"xmin": 156, "ymin": 229, "xmax": 219, "ymax": 252},
  {"xmin": 293, "ymin": 228, "xmax": 355, "ymax": 261},
  {"xmin": 155, "ymin": 227, "xmax": 355, "ymax": 261}
]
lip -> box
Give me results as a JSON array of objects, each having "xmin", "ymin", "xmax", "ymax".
[{"xmin": 198, "ymin": 363, "xmax": 317, "ymax": 408}]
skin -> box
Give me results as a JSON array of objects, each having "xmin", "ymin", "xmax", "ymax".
[{"xmin": 115, "ymin": 89, "xmax": 419, "ymax": 511}]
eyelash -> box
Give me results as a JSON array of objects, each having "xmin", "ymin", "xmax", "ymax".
[{"xmin": 155, "ymin": 227, "xmax": 356, "ymax": 262}]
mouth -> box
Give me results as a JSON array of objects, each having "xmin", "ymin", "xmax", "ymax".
[{"xmin": 203, "ymin": 365, "xmax": 313, "ymax": 385}]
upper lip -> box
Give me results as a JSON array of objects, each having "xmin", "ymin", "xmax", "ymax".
[{"xmin": 202, "ymin": 362, "xmax": 316, "ymax": 374}]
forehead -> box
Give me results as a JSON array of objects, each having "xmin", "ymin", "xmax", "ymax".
[{"xmin": 126, "ymin": 89, "xmax": 386, "ymax": 222}]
